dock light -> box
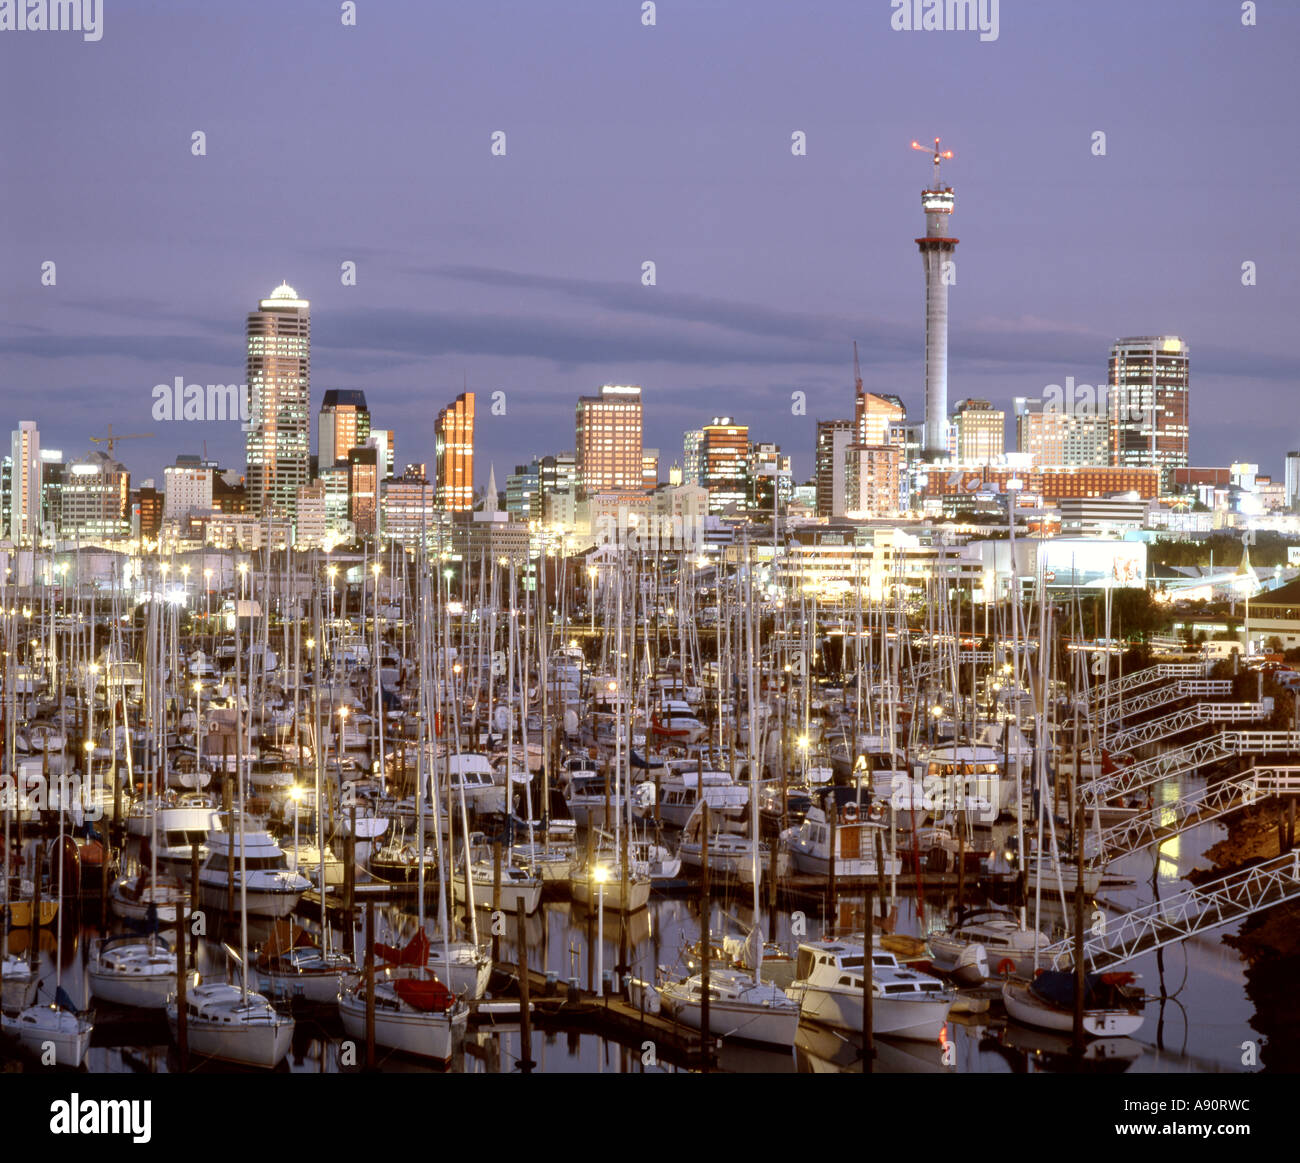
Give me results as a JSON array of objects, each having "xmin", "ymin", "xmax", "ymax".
[
  {"xmin": 569, "ymin": 639, "xmax": 578, "ymax": 650},
  {"xmin": 797, "ymin": 735, "xmax": 809, "ymax": 750},
  {"xmin": 372, "ymin": 564, "xmax": 382, "ymax": 576},
  {"xmin": 305, "ymin": 638, "xmax": 315, "ymax": 651},
  {"xmin": 83, "ymin": 739, "xmax": 94, "ymax": 753},
  {"xmin": 931, "ymin": 705, "xmax": 944, "ymax": 717},
  {"xmin": 327, "ymin": 566, "xmax": 338, "ymax": 579},
  {"xmin": 452, "ymin": 663, "xmax": 462, "ymax": 675},
  {"xmin": 338, "ymin": 706, "xmax": 350, "ymax": 719},
  {"xmin": 607, "ymin": 681, "xmax": 618, "ymax": 692}
]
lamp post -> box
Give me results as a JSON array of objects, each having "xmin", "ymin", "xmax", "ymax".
[
  {"xmin": 204, "ymin": 568, "xmax": 213, "ymax": 626},
  {"xmin": 238, "ymin": 561, "xmax": 249, "ymax": 603},
  {"xmin": 588, "ymin": 566, "xmax": 597, "ymax": 634}
]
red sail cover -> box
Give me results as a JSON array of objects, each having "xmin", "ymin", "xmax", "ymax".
[
  {"xmin": 373, "ymin": 929, "xmax": 429, "ymax": 966},
  {"xmin": 393, "ymin": 976, "xmax": 455, "ymax": 1013}
]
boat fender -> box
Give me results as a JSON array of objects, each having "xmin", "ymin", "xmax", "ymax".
[{"xmin": 996, "ymin": 958, "xmax": 1016, "ymax": 976}]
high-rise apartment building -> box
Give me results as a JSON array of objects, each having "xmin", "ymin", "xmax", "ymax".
[
  {"xmin": 682, "ymin": 429, "xmax": 704, "ymax": 488},
  {"xmin": 815, "ymin": 419, "xmax": 854, "ymax": 518},
  {"xmin": 748, "ymin": 441, "xmax": 791, "ymax": 514},
  {"xmin": 435, "ymin": 392, "xmax": 475, "ymax": 512},
  {"xmin": 845, "ymin": 444, "xmax": 903, "ymax": 518},
  {"xmin": 1108, "ymin": 335, "xmax": 1190, "ymax": 491},
  {"xmin": 163, "ymin": 454, "xmax": 218, "ymax": 521},
  {"xmin": 8, "ymin": 421, "xmax": 40, "ymax": 545},
  {"xmin": 246, "ymin": 283, "xmax": 311, "ymax": 524},
  {"xmin": 951, "ymin": 399, "xmax": 1005, "ymax": 463},
  {"xmin": 1014, "ymin": 396, "xmax": 1109, "ymax": 467},
  {"xmin": 576, "ymin": 385, "xmax": 643, "ymax": 496},
  {"xmin": 348, "ymin": 446, "xmax": 379, "ymax": 536},
  {"xmin": 318, "ymin": 389, "xmax": 370, "ymax": 467},
  {"xmin": 59, "ymin": 450, "xmax": 130, "ymax": 541}
]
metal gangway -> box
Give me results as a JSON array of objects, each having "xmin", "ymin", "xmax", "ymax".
[
  {"xmin": 1096, "ymin": 679, "xmax": 1232, "ymax": 728},
  {"xmin": 1105, "ymin": 701, "xmax": 1271, "ymax": 755},
  {"xmin": 1089, "ymin": 661, "xmax": 1211, "ymax": 709},
  {"xmin": 1046, "ymin": 849, "xmax": 1300, "ymax": 972},
  {"xmin": 1081, "ymin": 730, "xmax": 1300, "ymax": 806},
  {"xmin": 1087, "ymin": 766, "xmax": 1300, "ymax": 869}
]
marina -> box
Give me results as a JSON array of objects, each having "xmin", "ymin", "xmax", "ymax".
[{"xmin": 2, "ymin": 541, "xmax": 1297, "ymax": 1077}]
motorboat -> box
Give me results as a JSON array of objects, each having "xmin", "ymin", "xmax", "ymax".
[
  {"xmin": 785, "ymin": 939, "xmax": 954, "ymax": 1041},
  {"xmin": 196, "ymin": 829, "xmax": 310, "ymax": 918},
  {"xmin": 927, "ymin": 913, "xmax": 1054, "ymax": 984},
  {"xmin": 779, "ymin": 799, "xmax": 900, "ymax": 879}
]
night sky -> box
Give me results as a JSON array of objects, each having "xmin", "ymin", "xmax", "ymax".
[{"xmin": 2, "ymin": 0, "xmax": 1296, "ymax": 492}]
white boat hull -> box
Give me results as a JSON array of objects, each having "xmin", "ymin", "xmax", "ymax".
[
  {"xmin": 338, "ymin": 990, "xmax": 468, "ymax": 1064},
  {"xmin": 660, "ymin": 992, "xmax": 799, "ymax": 1048},
  {"xmin": 1001, "ymin": 979, "xmax": 1144, "ymax": 1038},
  {"xmin": 790, "ymin": 985, "xmax": 951, "ymax": 1042},
  {"xmin": 2, "ymin": 1006, "xmax": 93, "ymax": 1065}
]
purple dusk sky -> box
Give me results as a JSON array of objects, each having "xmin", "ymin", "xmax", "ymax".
[{"xmin": 1, "ymin": 0, "xmax": 1296, "ymax": 491}]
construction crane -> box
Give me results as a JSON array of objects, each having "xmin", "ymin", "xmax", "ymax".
[
  {"xmin": 89, "ymin": 424, "xmax": 154, "ymax": 458},
  {"xmin": 911, "ymin": 136, "xmax": 954, "ymax": 187},
  {"xmin": 853, "ymin": 340, "xmax": 863, "ymax": 397}
]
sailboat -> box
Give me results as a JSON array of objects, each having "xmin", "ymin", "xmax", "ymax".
[
  {"xmin": 1001, "ymin": 970, "xmax": 1145, "ymax": 1037},
  {"xmin": 338, "ymin": 556, "xmax": 469, "ymax": 1064},
  {"xmin": 2, "ymin": 777, "xmax": 93, "ymax": 1065},
  {"xmin": 166, "ymin": 601, "xmax": 294, "ymax": 1067},
  {"xmin": 658, "ymin": 554, "xmax": 800, "ymax": 1050}
]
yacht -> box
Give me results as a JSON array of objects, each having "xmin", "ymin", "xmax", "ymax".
[
  {"xmin": 196, "ymin": 830, "xmax": 311, "ymax": 918},
  {"xmin": 779, "ymin": 799, "xmax": 900, "ymax": 879},
  {"xmin": 927, "ymin": 913, "xmax": 1054, "ymax": 984},
  {"xmin": 786, "ymin": 939, "xmax": 954, "ymax": 1041},
  {"xmin": 167, "ymin": 981, "xmax": 294, "ymax": 1068},
  {"xmin": 338, "ymin": 967, "xmax": 469, "ymax": 1065},
  {"xmin": 89, "ymin": 934, "xmax": 197, "ymax": 1009}
]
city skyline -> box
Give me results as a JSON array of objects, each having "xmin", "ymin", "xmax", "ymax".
[{"xmin": 2, "ymin": 2, "xmax": 1294, "ymax": 494}]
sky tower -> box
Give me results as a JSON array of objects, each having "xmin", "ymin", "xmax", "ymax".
[{"xmin": 912, "ymin": 137, "xmax": 958, "ymax": 459}]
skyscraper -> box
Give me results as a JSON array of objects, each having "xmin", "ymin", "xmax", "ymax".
[
  {"xmin": 246, "ymin": 283, "xmax": 311, "ymax": 524},
  {"xmin": 913, "ymin": 138, "xmax": 958, "ymax": 459},
  {"xmin": 815, "ymin": 419, "xmax": 854, "ymax": 518},
  {"xmin": 318, "ymin": 389, "xmax": 370, "ymax": 468},
  {"xmin": 700, "ymin": 417, "xmax": 749, "ymax": 514},
  {"xmin": 575, "ymin": 385, "xmax": 643, "ymax": 495},
  {"xmin": 435, "ymin": 391, "xmax": 475, "ymax": 511},
  {"xmin": 8, "ymin": 421, "xmax": 39, "ymax": 545},
  {"xmin": 1108, "ymin": 335, "xmax": 1190, "ymax": 491}
]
